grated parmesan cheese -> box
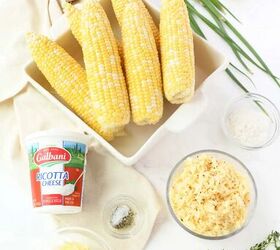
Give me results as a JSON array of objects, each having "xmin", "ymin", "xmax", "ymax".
[
  {"xmin": 226, "ymin": 107, "xmax": 271, "ymax": 147},
  {"xmin": 169, "ymin": 154, "xmax": 250, "ymax": 237}
]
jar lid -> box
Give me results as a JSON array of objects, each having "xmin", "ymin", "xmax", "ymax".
[{"xmin": 103, "ymin": 195, "xmax": 145, "ymax": 239}]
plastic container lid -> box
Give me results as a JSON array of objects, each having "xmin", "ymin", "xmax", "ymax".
[{"xmin": 25, "ymin": 129, "xmax": 91, "ymax": 146}]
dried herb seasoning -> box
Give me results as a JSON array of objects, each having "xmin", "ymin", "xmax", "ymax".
[{"xmin": 110, "ymin": 205, "xmax": 135, "ymax": 230}]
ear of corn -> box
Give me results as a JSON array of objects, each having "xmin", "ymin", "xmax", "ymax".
[
  {"xmin": 25, "ymin": 32, "xmax": 115, "ymax": 141},
  {"xmin": 63, "ymin": 2, "xmax": 124, "ymax": 59},
  {"xmin": 63, "ymin": 2, "xmax": 82, "ymax": 44},
  {"xmin": 160, "ymin": 0, "xmax": 195, "ymax": 104},
  {"xmin": 80, "ymin": 0, "xmax": 130, "ymax": 131},
  {"xmin": 111, "ymin": 0, "xmax": 160, "ymax": 49},
  {"xmin": 122, "ymin": 2, "xmax": 163, "ymax": 125}
]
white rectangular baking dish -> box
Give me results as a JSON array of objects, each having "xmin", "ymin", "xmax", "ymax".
[{"xmin": 24, "ymin": 0, "xmax": 228, "ymax": 166}]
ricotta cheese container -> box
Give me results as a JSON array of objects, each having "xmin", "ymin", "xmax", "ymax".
[{"xmin": 25, "ymin": 130, "xmax": 90, "ymax": 214}]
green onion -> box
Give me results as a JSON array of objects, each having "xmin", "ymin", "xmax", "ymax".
[{"xmin": 185, "ymin": 0, "xmax": 279, "ymax": 91}]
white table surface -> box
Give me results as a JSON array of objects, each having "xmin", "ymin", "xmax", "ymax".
[
  {"xmin": 135, "ymin": 0, "xmax": 280, "ymax": 249},
  {"xmin": 1, "ymin": 0, "xmax": 280, "ymax": 249}
]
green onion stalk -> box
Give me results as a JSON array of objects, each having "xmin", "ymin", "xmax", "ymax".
[{"xmin": 185, "ymin": 0, "xmax": 279, "ymax": 92}]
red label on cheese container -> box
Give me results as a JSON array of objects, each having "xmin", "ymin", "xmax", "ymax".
[
  {"xmin": 30, "ymin": 168, "xmax": 42, "ymax": 207},
  {"xmin": 42, "ymin": 194, "xmax": 63, "ymax": 206}
]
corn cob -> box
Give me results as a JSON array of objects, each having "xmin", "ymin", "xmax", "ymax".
[
  {"xmin": 63, "ymin": 2, "xmax": 124, "ymax": 58},
  {"xmin": 80, "ymin": 0, "xmax": 130, "ymax": 130},
  {"xmin": 160, "ymin": 0, "xmax": 195, "ymax": 104},
  {"xmin": 122, "ymin": 2, "xmax": 163, "ymax": 125},
  {"xmin": 111, "ymin": 0, "xmax": 160, "ymax": 49},
  {"xmin": 25, "ymin": 32, "xmax": 114, "ymax": 140},
  {"xmin": 63, "ymin": 2, "xmax": 82, "ymax": 43}
]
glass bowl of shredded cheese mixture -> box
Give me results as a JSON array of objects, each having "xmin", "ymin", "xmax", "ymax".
[
  {"xmin": 223, "ymin": 93, "xmax": 280, "ymax": 149},
  {"xmin": 167, "ymin": 150, "xmax": 257, "ymax": 239}
]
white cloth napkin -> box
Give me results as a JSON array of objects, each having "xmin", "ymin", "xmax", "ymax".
[
  {"xmin": 0, "ymin": 0, "xmax": 48, "ymax": 101},
  {"xmin": 0, "ymin": 1, "xmax": 161, "ymax": 249}
]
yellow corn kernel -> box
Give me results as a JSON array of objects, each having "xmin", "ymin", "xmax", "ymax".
[
  {"xmin": 160, "ymin": 0, "xmax": 195, "ymax": 104},
  {"xmin": 122, "ymin": 2, "xmax": 163, "ymax": 125},
  {"xmin": 25, "ymin": 32, "xmax": 114, "ymax": 140},
  {"xmin": 111, "ymin": 0, "xmax": 160, "ymax": 49},
  {"xmin": 80, "ymin": 0, "xmax": 130, "ymax": 130}
]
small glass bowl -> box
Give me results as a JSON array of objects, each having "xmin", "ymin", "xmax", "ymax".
[
  {"xmin": 223, "ymin": 93, "xmax": 280, "ymax": 149},
  {"xmin": 166, "ymin": 150, "xmax": 257, "ymax": 240},
  {"xmin": 103, "ymin": 195, "xmax": 144, "ymax": 239},
  {"xmin": 47, "ymin": 227, "xmax": 110, "ymax": 250}
]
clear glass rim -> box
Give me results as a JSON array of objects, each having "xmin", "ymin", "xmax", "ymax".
[
  {"xmin": 223, "ymin": 92, "xmax": 280, "ymax": 150},
  {"xmin": 166, "ymin": 149, "xmax": 258, "ymax": 240},
  {"xmin": 56, "ymin": 226, "xmax": 111, "ymax": 249}
]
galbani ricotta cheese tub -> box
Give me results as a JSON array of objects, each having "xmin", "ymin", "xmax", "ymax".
[{"xmin": 25, "ymin": 130, "xmax": 90, "ymax": 214}]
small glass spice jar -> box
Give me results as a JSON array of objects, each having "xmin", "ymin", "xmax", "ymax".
[{"xmin": 103, "ymin": 195, "xmax": 144, "ymax": 239}]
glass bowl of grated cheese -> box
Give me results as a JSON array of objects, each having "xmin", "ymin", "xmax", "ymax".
[
  {"xmin": 223, "ymin": 93, "xmax": 280, "ymax": 149},
  {"xmin": 166, "ymin": 150, "xmax": 257, "ymax": 240}
]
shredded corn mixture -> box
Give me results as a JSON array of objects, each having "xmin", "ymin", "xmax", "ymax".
[
  {"xmin": 58, "ymin": 242, "xmax": 89, "ymax": 250},
  {"xmin": 169, "ymin": 154, "xmax": 251, "ymax": 237}
]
